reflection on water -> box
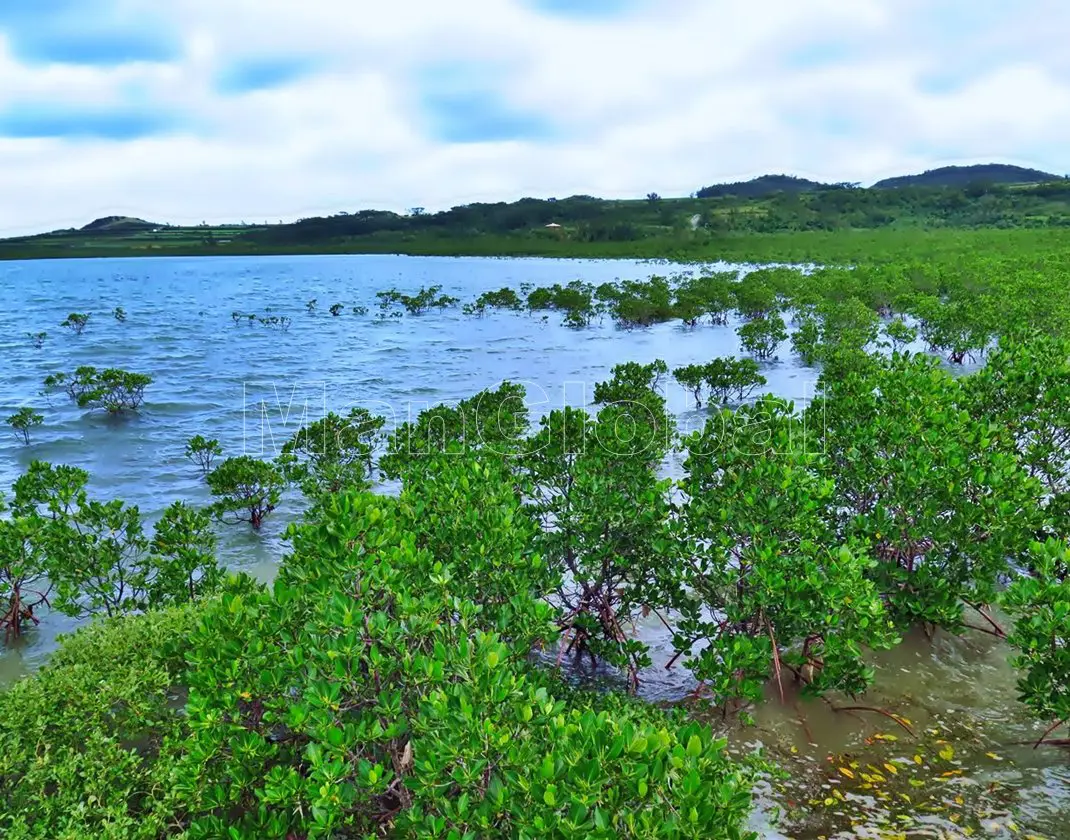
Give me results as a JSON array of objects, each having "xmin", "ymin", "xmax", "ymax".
[{"xmin": 0, "ymin": 254, "xmax": 1061, "ymax": 837}]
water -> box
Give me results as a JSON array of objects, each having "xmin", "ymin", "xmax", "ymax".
[{"xmin": 0, "ymin": 254, "xmax": 1064, "ymax": 837}]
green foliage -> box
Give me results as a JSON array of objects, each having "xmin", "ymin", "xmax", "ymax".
[
  {"xmin": 1003, "ymin": 540, "xmax": 1070, "ymax": 742},
  {"xmin": 377, "ymin": 285, "xmax": 459, "ymax": 315},
  {"xmin": 0, "ymin": 604, "xmax": 202, "ymax": 839},
  {"xmin": 672, "ymin": 271, "xmax": 735, "ymax": 326},
  {"xmin": 526, "ymin": 280, "xmax": 596, "ymax": 327},
  {"xmin": 44, "ymin": 366, "xmax": 152, "ymax": 413},
  {"xmin": 733, "ymin": 275, "xmax": 777, "ymax": 320},
  {"xmin": 176, "ymin": 491, "xmax": 757, "ymax": 838},
  {"xmin": 113, "ymin": 305, "xmax": 127, "ymax": 322},
  {"xmin": 184, "ymin": 435, "xmax": 223, "ymax": 475},
  {"xmin": 464, "ymin": 286, "xmax": 524, "ymax": 316},
  {"xmin": 790, "ymin": 316, "xmax": 821, "ymax": 366},
  {"xmin": 278, "ymin": 407, "xmax": 385, "ymax": 500},
  {"xmin": 909, "ymin": 295, "xmax": 994, "ymax": 364},
  {"xmin": 883, "ymin": 317, "xmax": 918, "ymax": 351},
  {"xmin": 673, "ymin": 358, "xmax": 766, "ymax": 407},
  {"xmin": 306, "ymin": 298, "xmax": 317, "ymax": 313},
  {"xmin": 380, "ymin": 382, "xmax": 529, "ymax": 481},
  {"xmin": 737, "ymin": 313, "xmax": 787, "ymax": 360},
  {"xmin": 255, "ymin": 314, "xmax": 292, "ymax": 330},
  {"xmin": 679, "ymin": 397, "xmax": 897, "ymax": 708},
  {"xmin": 522, "ymin": 366, "xmax": 675, "ymax": 687},
  {"xmin": 0, "ymin": 465, "xmax": 68, "ymax": 639},
  {"xmin": 146, "ymin": 501, "xmax": 224, "ymax": 607},
  {"xmin": 26, "ymin": 331, "xmax": 46, "ymax": 349},
  {"xmin": 329, "ymin": 302, "xmax": 343, "ymax": 316},
  {"xmin": 60, "ymin": 312, "xmax": 90, "ymax": 334},
  {"xmin": 813, "ymin": 353, "xmax": 1042, "ymax": 631},
  {"xmin": 609, "ymin": 276, "xmax": 676, "ymax": 328},
  {"xmin": 6, "ymin": 406, "xmax": 43, "ymax": 445},
  {"xmin": 964, "ymin": 335, "xmax": 1070, "ymax": 526},
  {"xmin": 206, "ymin": 456, "xmax": 285, "ymax": 530},
  {"xmin": 1, "ymin": 462, "xmax": 223, "ymax": 635}
]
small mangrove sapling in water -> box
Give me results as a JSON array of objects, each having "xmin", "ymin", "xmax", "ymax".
[
  {"xmin": 306, "ymin": 298, "xmax": 317, "ymax": 313},
  {"xmin": 60, "ymin": 312, "xmax": 90, "ymax": 335},
  {"xmin": 185, "ymin": 435, "xmax": 223, "ymax": 475},
  {"xmin": 206, "ymin": 456, "xmax": 284, "ymax": 530},
  {"xmin": 113, "ymin": 306, "xmax": 127, "ymax": 323},
  {"xmin": 7, "ymin": 407, "xmax": 43, "ymax": 445},
  {"xmin": 45, "ymin": 367, "xmax": 152, "ymax": 413},
  {"xmin": 329, "ymin": 303, "xmax": 344, "ymax": 316},
  {"xmin": 27, "ymin": 331, "xmax": 46, "ymax": 349}
]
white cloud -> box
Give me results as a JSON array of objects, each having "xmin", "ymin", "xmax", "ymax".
[{"xmin": 0, "ymin": 0, "xmax": 1068, "ymax": 235}]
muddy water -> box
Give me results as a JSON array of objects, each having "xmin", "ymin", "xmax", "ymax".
[{"xmin": 0, "ymin": 255, "xmax": 1064, "ymax": 837}]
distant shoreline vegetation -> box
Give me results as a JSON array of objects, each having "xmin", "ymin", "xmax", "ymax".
[{"xmin": 2, "ymin": 163, "xmax": 1070, "ymax": 264}]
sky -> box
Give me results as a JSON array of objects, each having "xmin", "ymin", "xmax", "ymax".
[{"xmin": 0, "ymin": 0, "xmax": 1067, "ymax": 236}]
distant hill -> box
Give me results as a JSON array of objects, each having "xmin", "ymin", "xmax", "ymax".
[
  {"xmin": 872, "ymin": 164, "xmax": 1064, "ymax": 189},
  {"xmin": 80, "ymin": 216, "xmax": 159, "ymax": 233},
  {"xmin": 695, "ymin": 174, "xmax": 836, "ymax": 200}
]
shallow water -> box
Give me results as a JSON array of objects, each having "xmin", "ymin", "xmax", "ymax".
[{"xmin": 0, "ymin": 254, "xmax": 1062, "ymax": 837}]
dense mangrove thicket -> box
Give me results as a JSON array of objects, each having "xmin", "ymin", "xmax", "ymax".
[{"xmin": 2, "ymin": 248, "xmax": 1070, "ymax": 837}]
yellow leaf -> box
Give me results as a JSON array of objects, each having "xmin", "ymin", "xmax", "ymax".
[
  {"xmin": 938, "ymin": 745, "xmax": 955, "ymax": 762},
  {"xmin": 884, "ymin": 763, "xmax": 898, "ymax": 775},
  {"xmin": 913, "ymin": 755, "xmax": 923, "ymax": 765},
  {"xmin": 823, "ymin": 797, "xmax": 835, "ymax": 807},
  {"xmin": 985, "ymin": 752, "xmax": 1001, "ymax": 761},
  {"xmin": 838, "ymin": 767, "xmax": 855, "ymax": 779}
]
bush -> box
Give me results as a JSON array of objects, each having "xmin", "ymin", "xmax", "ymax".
[
  {"xmin": 0, "ymin": 604, "xmax": 203, "ymax": 838},
  {"xmin": 737, "ymin": 314, "xmax": 787, "ymax": 360},
  {"xmin": 1003, "ymin": 539, "xmax": 1070, "ymax": 746},
  {"xmin": 175, "ymin": 492, "xmax": 758, "ymax": 838},
  {"xmin": 44, "ymin": 367, "xmax": 152, "ymax": 414},
  {"xmin": 206, "ymin": 456, "xmax": 284, "ymax": 530},
  {"xmin": 60, "ymin": 312, "xmax": 90, "ymax": 335},
  {"xmin": 679, "ymin": 397, "xmax": 897, "ymax": 708}
]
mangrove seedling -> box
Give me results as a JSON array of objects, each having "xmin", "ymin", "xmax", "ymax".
[
  {"xmin": 306, "ymin": 298, "xmax": 317, "ymax": 313},
  {"xmin": 329, "ymin": 303, "xmax": 344, "ymax": 317},
  {"xmin": 7, "ymin": 407, "xmax": 43, "ymax": 445},
  {"xmin": 60, "ymin": 312, "xmax": 90, "ymax": 335},
  {"xmin": 185, "ymin": 435, "xmax": 223, "ymax": 475},
  {"xmin": 113, "ymin": 306, "xmax": 127, "ymax": 323},
  {"xmin": 27, "ymin": 332, "xmax": 46, "ymax": 349}
]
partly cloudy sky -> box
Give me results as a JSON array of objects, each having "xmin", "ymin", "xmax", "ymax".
[{"xmin": 1, "ymin": 0, "xmax": 1067, "ymax": 235}]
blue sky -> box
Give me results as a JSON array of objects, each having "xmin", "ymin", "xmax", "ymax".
[{"xmin": 0, "ymin": 0, "xmax": 1066, "ymax": 234}]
